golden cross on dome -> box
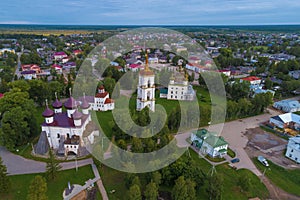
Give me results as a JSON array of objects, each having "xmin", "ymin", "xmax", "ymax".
[{"xmin": 145, "ymin": 51, "xmax": 150, "ymax": 71}]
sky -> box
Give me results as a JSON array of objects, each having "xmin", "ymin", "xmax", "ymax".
[{"xmin": 0, "ymin": 0, "xmax": 300, "ymax": 25}]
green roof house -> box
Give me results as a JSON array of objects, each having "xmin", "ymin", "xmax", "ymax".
[{"xmin": 191, "ymin": 129, "xmax": 228, "ymax": 158}]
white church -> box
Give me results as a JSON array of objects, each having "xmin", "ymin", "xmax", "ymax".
[
  {"xmin": 34, "ymin": 93, "xmax": 100, "ymax": 157},
  {"xmin": 136, "ymin": 54, "xmax": 155, "ymax": 112},
  {"xmin": 160, "ymin": 68, "xmax": 195, "ymax": 101},
  {"xmin": 35, "ymin": 86, "xmax": 115, "ymax": 156},
  {"xmin": 91, "ymin": 85, "xmax": 115, "ymax": 111}
]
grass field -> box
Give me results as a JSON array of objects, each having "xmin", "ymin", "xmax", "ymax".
[
  {"xmin": 3, "ymin": 165, "xmax": 97, "ymax": 200},
  {"xmin": 100, "ymin": 149, "xmax": 269, "ymax": 200},
  {"xmin": 253, "ymin": 158, "xmax": 300, "ymax": 196}
]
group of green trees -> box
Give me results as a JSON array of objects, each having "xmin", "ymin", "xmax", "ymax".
[
  {"xmin": 0, "ymin": 79, "xmax": 66, "ymax": 150},
  {"xmin": 214, "ymin": 48, "xmax": 245, "ymax": 69},
  {"xmin": 225, "ymin": 81, "xmax": 273, "ymax": 120},
  {"xmin": 123, "ymin": 153, "xmax": 225, "ymax": 200}
]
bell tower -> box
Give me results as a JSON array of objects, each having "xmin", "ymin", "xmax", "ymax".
[{"xmin": 137, "ymin": 52, "xmax": 155, "ymax": 112}]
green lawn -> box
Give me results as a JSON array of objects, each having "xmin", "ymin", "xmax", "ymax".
[
  {"xmin": 253, "ymin": 158, "xmax": 300, "ymax": 196},
  {"xmin": 4, "ymin": 165, "xmax": 97, "ymax": 200},
  {"xmin": 100, "ymin": 166, "xmax": 128, "ymax": 200},
  {"xmin": 227, "ymin": 148, "xmax": 236, "ymax": 158},
  {"xmin": 99, "ymin": 149, "xmax": 269, "ymax": 200}
]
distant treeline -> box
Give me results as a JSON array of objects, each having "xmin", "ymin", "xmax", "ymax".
[{"xmin": 0, "ymin": 24, "xmax": 300, "ymax": 33}]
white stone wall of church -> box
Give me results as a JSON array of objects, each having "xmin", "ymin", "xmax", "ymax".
[{"xmin": 167, "ymin": 85, "xmax": 188, "ymax": 100}]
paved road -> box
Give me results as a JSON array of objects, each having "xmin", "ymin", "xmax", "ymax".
[
  {"xmin": 175, "ymin": 108, "xmax": 282, "ymax": 176},
  {"xmin": 0, "ymin": 146, "xmax": 94, "ymax": 175},
  {"xmin": 0, "ymin": 147, "xmax": 46, "ymax": 175}
]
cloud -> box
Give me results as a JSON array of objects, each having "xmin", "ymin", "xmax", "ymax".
[
  {"xmin": 0, "ymin": 0, "xmax": 299, "ymax": 25},
  {"xmin": 0, "ymin": 21, "xmax": 37, "ymax": 24}
]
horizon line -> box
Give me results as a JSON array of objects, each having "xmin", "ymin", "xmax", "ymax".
[{"xmin": 1, "ymin": 23, "xmax": 300, "ymax": 26}]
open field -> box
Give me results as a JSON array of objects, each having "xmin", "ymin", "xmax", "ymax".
[{"xmin": 253, "ymin": 158, "xmax": 300, "ymax": 197}]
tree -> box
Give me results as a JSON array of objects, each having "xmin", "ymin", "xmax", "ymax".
[
  {"xmin": 144, "ymin": 182, "xmax": 158, "ymax": 200},
  {"xmin": 264, "ymin": 78, "xmax": 273, "ymax": 90},
  {"xmin": 128, "ymin": 184, "xmax": 142, "ymax": 200},
  {"xmin": 46, "ymin": 150, "xmax": 62, "ymax": 180},
  {"xmin": 206, "ymin": 174, "xmax": 223, "ymax": 200},
  {"xmin": 150, "ymin": 171, "xmax": 162, "ymax": 187},
  {"xmin": 27, "ymin": 175, "xmax": 48, "ymax": 200},
  {"xmin": 28, "ymin": 80, "xmax": 51, "ymax": 106},
  {"xmin": 168, "ymin": 106, "xmax": 181, "ymax": 131},
  {"xmin": 103, "ymin": 77, "xmax": 116, "ymax": 96},
  {"xmin": 0, "ymin": 107, "xmax": 31, "ymax": 150},
  {"xmin": 172, "ymin": 176, "xmax": 196, "ymax": 200},
  {"xmin": 0, "ymin": 156, "xmax": 10, "ymax": 193},
  {"xmin": 0, "ymin": 88, "xmax": 38, "ymax": 149},
  {"xmin": 131, "ymin": 137, "xmax": 143, "ymax": 153},
  {"xmin": 186, "ymin": 179, "xmax": 196, "ymax": 200},
  {"xmin": 132, "ymin": 176, "xmax": 141, "ymax": 188}
]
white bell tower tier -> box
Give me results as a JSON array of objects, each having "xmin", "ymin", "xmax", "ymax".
[{"xmin": 137, "ymin": 53, "xmax": 155, "ymax": 112}]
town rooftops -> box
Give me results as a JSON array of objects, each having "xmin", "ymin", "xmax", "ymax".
[
  {"xmin": 21, "ymin": 70, "xmax": 36, "ymax": 75},
  {"xmin": 104, "ymin": 98, "xmax": 114, "ymax": 104},
  {"xmin": 205, "ymin": 135, "xmax": 228, "ymax": 148},
  {"xmin": 192, "ymin": 129, "xmax": 228, "ymax": 148},
  {"xmin": 271, "ymin": 113, "xmax": 300, "ymax": 124},
  {"xmin": 95, "ymin": 92, "xmax": 109, "ymax": 98},
  {"xmin": 129, "ymin": 63, "xmax": 142, "ymax": 69},
  {"xmin": 193, "ymin": 129, "xmax": 209, "ymax": 138},
  {"xmin": 274, "ymin": 100, "xmax": 300, "ymax": 111},
  {"xmin": 241, "ymin": 76, "xmax": 261, "ymax": 81},
  {"xmin": 54, "ymin": 51, "xmax": 67, "ymax": 56}
]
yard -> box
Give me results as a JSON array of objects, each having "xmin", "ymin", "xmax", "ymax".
[
  {"xmin": 253, "ymin": 158, "xmax": 300, "ymax": 196},
  {"xmin": 100, "ymin": 149, "xmax": 269, "ymax": 200},
  {"xmin": 3, "ymin": 165, "xmax": 100, "ymax": 200}
]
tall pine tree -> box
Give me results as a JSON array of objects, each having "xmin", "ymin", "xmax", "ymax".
[
  {"xmin": 0, "ymin": 156, "xmax": 10, "ymax": 193},
  {"xmin": 46, "ymin": 150, "xmax": 62, "ymax": 180}
]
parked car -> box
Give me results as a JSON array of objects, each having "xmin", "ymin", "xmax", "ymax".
[
  {"xmin": 231, "ymin": 158, "xmax": 240, "ymax": 163},
  {"xmin": 258, "ymin": 156, "xmax": 269, "ymax": 167}
]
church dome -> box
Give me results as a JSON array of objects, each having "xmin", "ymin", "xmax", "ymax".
[
  {"xmin": 81, "ymin": 99, "xmax": 90, "ymax": 109},
  {"xmin": 42, "ymin": 108, "xmax": 54, "ymax": 117},
  {"xmin": 52, "ymin": 99, "xmax": 62, "ymax": 108},
  {"xmin": 72, "ymin": 110, "xmax": 83, "ymax": 120},
  {"xmin": 64, "ymin": 97, "xmax": 78, "ymax": 109}
]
